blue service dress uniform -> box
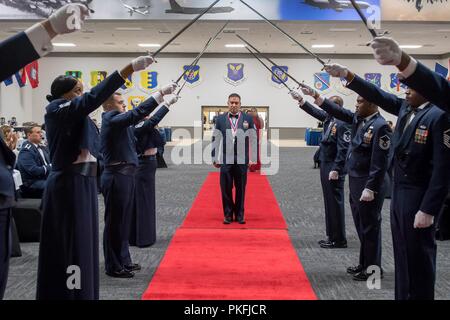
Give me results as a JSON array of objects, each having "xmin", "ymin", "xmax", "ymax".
[
  {"xmin": 130, "ymin": 105, "xmax": 170, "ymax": 247},
  {"xmin": 401, "ymin": 61, "xmax": 450, "ymax": 114},
  {"xmin": 300, "ymin": 101, "xmax": 351, "ymax": 243},
  {"xmin": 0, "ymin": 139, "xmax": 16, "ymax": 299},
  {"xmin": 347, "ymin": 74, "xmax": 450, "ymax": 299},
  {"xmin": 318, "ymin": 98, "xmax": 391, "ymax": 271},
  {"xmin": 212, "ymin": 112, "xmax": 257, "ymax": 222},
  {"xmin": 100, "ymin": 96, "xmax": 160, "ymax": 274},
  {"xmin": 0, "ymin": 32, "xmax": 40, "ymax": 82},
  {"xmin": 37, "ymin": 71, "xmax": 125, "ymax": 300},
  {"xmin": 16, "ymin": 141, "xmax": 51, "ymax": 198}
]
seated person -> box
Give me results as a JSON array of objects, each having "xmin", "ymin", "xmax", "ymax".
[{"xmin": 16, "ymin": 125, "xmax": 51, "ymax": 198}]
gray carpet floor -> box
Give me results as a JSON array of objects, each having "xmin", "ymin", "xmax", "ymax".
[{"xmin": 4, "ymin": 146, "xmax": 450, "ymax": 300}]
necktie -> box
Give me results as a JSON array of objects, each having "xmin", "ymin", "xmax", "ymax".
[
  {"xmin": 402, "ymin": 107, "xmax": 418, "ymax": 133},
  {"xmin": 38, "ymin": 146, "xmax": 48, "ymax": 166}
]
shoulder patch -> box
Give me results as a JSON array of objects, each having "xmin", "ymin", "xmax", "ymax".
[
  {"xmin": 58, "ymin": 101, "xmax": 71, "ymax": 109},
  {"xmin": 135, "ymin": 121, "xmax": 145, "ymax": 129},
  {"xmin": 444, "ymin": 129, "xmax": 450, "ymax": 149},
  {"xmin": 379, "ymin": 135, "xmax": 391, "ymax": 150}
]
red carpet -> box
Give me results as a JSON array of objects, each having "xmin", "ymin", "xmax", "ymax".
[
  {"xmin": 182, "ymin": 172, "xmax": 288, "ymax": 230},
  {"xmin": 142, "ymin": 229, "xmax": 317, "ymax": 300},
  {"xmin": 142, "ymin": 172, "xmax": 317, "ymax": 300}
]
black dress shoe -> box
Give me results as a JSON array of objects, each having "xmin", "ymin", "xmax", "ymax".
[
  {"xmin": 106, "ymin": 269, "xmax": 135, "ymax": 278},
  {"xmin": 346, "ymin": 265, "xmax": 363, "ymax": 275},
  {"xmin": 353, "ymin": 268, "xmax": 384, "ymax": 281},
  {"xmin": 238, "ymin": 220, "xmax": 246, "ymax": 225},
  {"xmin": 318, "ymin": 239, "xmax": 329, "ymax": 245},
  {"xmin": 320, "ymin": 240, "xmax": 347, "ymax": 249},
  {"xmin": 223, "ymin": 217, "xmax": 232, "ymax": 224},
  {"xmin": 124, "ymin": 263, "xmax": 141, "ymax": 272}
]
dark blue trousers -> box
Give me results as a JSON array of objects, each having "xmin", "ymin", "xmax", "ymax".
[
  {"xmin": 130, "ymin": 157, "xmax": 157, "ymax": 248},
  {"xmin": 391, "ymin": 184, "xmax": 437, "ymax": 300},
  {"xmin": 220, "ymin": 164, "xmax": 248, "ymax": 221},
  {"xmin": 0, "ymin": 208, "xmax": 11, "ymax": 300},
  {"xmin": 349, "ymin": 176, "xmax": 385, "ymax": 269},
  {"xmin": 102, "ymin": 165, "xmax": 136, "ymax": 273},
  {"xmin": 37, "ymin": 171, "xmax": 99, "ymax": 300},
  {"xmin": 320, "ymin": 161, "xmax": 346, "ymax": 242}
]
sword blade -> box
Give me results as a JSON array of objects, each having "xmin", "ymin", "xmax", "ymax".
[
  {"xmin": 152, "ymin": 0, "xmax": 222, "ymax": 57},
  {"xmin": 239, "ymin": 0, "xmax": 325, "ymax": 65},
  {"xmin": 244, "ymin": 46, "xmax": 291, "ymax": 91},
  {"xmin": 349, "ymin": 0, "xmax": 378, "ymax": 39},
  {"xmin": 176, "ymin": 21, "xmax": 229, "ymax": 84}
]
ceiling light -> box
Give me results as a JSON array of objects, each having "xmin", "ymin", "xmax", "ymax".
[
  {"xmin": 138, "ymin": 43, "xmax": 161, "ymax": 48},
  {"xmin": 53, "ymin": 43, "xmax": 76, "ymax": 47},
  {"xmin": 399, "ymin": 45, "xmax": 423, "ymax": 49},
  {"xmin": 226, "ymin": 44, "xmax": 246, "ymax": 48},
  {"xmin": 115, "ymin": 27, "xmax": 143, "ymax": 31},
  {"xmin": 329, "ymin": 28, "xmax": 356, "ymax": 32},
  {"xmin": 312, "ymin": 44, "xmax": 335, "ymax": 48}
]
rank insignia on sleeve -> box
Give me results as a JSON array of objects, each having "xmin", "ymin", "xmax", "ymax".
[
  {"xmin": 444, "ymin": 129, "xmax": 450, "ymax": 149},
  {"xmin": 379, "ymin": 135, "xmax": 391, "ymax": 150}
]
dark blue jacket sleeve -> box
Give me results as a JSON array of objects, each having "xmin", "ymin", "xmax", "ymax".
[
  {"xmin": 332, "ymin": 123, "xmax": 351, "ymax": 173},
  {"xmin": 17, "ymin": 148, "xmax": 48, "ymax": 179},
  {"xmin": 347, "ymin": 74, "xmax": 403, "ymax": 117},
  {"xmin": 402, "ymin": 62, "xmax": 450, "ymax": 114},
  {"xmin": 109, "ymin": 96, "xmax": 160, "ymax": 128},
  {"xmin": 318, "ymin": 99, "xmax": 354, "ymax": 124},
  {"xmin": 0, "ymin": 32, "xmax": 39, "ymax": 82},
  {"xmin": 299, "ymin": 101, "xmax": 328, "ymax": 122},
  {"xmin": 134, "ymin": 105, "xmax": 170, "ymax": 135},
  {"xmin": 52, "ymin": 71, "xmax": 125, "ymax": 122},
  {"xmin": 420, "ymin": 114, "xmax": 450, "ymax": 216},
  {"xmin": 366, "ymin": 124, "xmax": 391, "ymax": 193}
]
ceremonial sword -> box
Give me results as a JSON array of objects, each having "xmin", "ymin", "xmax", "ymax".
[
  {"xmin": 239, "ymin": 0, "xmax": 326, "ymax": 66},
  {"xmin": 176, "ymin": 21, "xmax": 229, "ymax": 96},
  {"xmin": 244, "ymin": 46, "xmax": 292, "ymax": 91},
  {"xmin": 152, "ymin": 0, "xmax": 222, "ymax": 58}
]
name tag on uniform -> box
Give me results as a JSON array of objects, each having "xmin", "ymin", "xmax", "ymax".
[{"xmin": 415, "ymin": 125, "xmax": 428, "ymax": 144}]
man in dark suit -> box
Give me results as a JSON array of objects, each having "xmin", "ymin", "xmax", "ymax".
[
  {"xmin": 212, "ymin": 93, "xmax": 257, "ymax": 224},
  {"xmin": 369, "ymin": 37, "xmax": 450, "ymax": 114},
  {"xmin": 325, "ymin": 63, "xmax": 450, "ymax": 300},
  {"xmin": 0, "ymin": 3, "xmax": 89, "ymax": 82},
  {"xmin": 16, "ymin": 126, "xmax": 51, "ymax": 198}
]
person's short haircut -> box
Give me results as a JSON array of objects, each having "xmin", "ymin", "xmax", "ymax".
[
  {"xmin": 24, "ymin": 126, "xmax": 40, "ymax": 136},
  {"xmin": 228, "ymin": 93, "xmax": 241, "ymax": 101},
  {"xmin": 330, "ymin": 95, "xmax": 344, "ymax": 107}
]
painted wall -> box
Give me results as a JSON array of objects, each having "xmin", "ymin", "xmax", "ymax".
[{"xmin": 0, "ymin": 54, "xmax": 443, "ymax": 130}]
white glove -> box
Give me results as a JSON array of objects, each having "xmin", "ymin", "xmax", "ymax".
[
  {"xmin": 329, "ymin": 171, "xmax": 339, "ymax": 181},
  {"xmin": 131, "ymin": 55, "xmax": 155, "ymax": 71},
  {"xmin": 160, "ymin": 82, "xmax": 178, "ymax": 95},
  {"xmin": 300, "ymin": 85, "xmax": 318, "ymax": 97},
  {"xmin": 370, "ymin": 37, "xmax": 403, "ymax": 66},
  {"xmin": 164, "ymin": 94, "xmax": 179, "ymax": 106},
  {"xmin": 360, "ymin": 188, "xmax": 375, "ymax": 202},
  {"xmin": 324, "ymin": 63, "xmax": 349, "ymax": 78},
  {"xmin": 48, "ymin": 3, "xmax": 90, "ymax": 35},
  {"xmin": 289, "ymin": 90, "xmax": 303, "ymax": 102},
  {"xmin": 414, "ymin": 211, "xmax": 434, "ymax": 229}
]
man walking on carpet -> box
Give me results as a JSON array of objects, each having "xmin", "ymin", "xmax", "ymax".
[{"xmin": 212, "ymin": 93, "xmax": 257, "ymax": 225}]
